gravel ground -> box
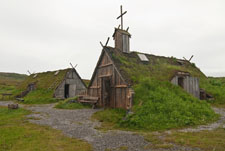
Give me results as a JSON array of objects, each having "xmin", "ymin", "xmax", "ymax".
[{"xmin": 2, "ymin": 101, "xmax": 224, "ymax": 151}]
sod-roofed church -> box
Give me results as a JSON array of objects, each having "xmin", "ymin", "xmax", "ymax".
[{"xmin": 85, "ymin": 6, "xmax": 204, "ymax": 109}]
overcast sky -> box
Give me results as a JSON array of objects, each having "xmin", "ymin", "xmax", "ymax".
[{"xmin": 0, "ymin": 0, "xmax": 225, "ymax": 79}]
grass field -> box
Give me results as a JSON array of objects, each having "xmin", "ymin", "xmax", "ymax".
[
  {"xmin": 0, "ymin": 72, "xmax": 27, "ymax": 100},
  {"xmin": 144, "ymin": 128, "xmax": 225, "ymax": 151},
  {"xmin": 0, "ymin": 106, "xmax": 92, "ymax": 151}
]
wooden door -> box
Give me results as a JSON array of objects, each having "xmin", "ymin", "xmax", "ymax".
[{"xmin": 101, "ymin": 77, "xmax": 111, "ymax": 108}]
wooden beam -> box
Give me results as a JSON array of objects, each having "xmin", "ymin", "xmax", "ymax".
[
  {"xmin": 89, "ymin": 86, "xmax": 100, "ymax": 89},
  {"xmin": 98, "ymin": 63, "xmax": 113, "ymax": 68},
  {"xmin": 100, "ymin": 41, "xmax": 104, "ymax": 48},
  {"xmin": 117, "ymin": 11, "xmax": 127, "ymax": 19},
  {"xmin": 105, "ymin": 37, "xmax": 110, "ymax": 46},
  {"xmin": 114, "ymin": 85, "xmax": 127, "ymax": 88},
  {"xmin": 183, "ymin": 57, "xmax": 188, "ymax": 61},
  {"xmin": 189, "ymin": 55, "xmax": 194, "ymax": 62},
  {"xmin": 27, "ymin": 70, "xmax": 31, "ymax": 75},
  {"xmin": 99, "ymin": 74, "xmax": 112, "ymax": 78}
]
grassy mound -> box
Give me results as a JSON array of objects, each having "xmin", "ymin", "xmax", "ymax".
[
  {"xmin": 55, "ymin": 97, "xmax": 91, "ymax": 109},
  {"xmin": 22, "ymin": 89, "xmax": 59, "ymax": 104},
  {"xmin": 200, "ymin": 77, "xmax": 225, "ymax": 106},
  {"xmin": 0, "ymin": 106, "xmax": 92, "ymax": 151},
  {"xmin": 93, "ymin": 78, "xmax": 218, "ymax": 131}
]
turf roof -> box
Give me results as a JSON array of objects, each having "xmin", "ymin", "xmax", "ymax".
[
  {"xmin": 18, "ymin": 68, "xmax": 71, "ymax": 91},
  {"xmin": 104, "ymin": 46, "xmax": 206, "ymax": 85}
]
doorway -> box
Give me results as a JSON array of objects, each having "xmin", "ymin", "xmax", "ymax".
[
  {"xmin": 64, "ymin": 84, "xmax": 70, "ymax": 98},
  {"xmin": 178, "ymin": 77, "xmax": 184, "ymax": 88},
  {"xmin": 101, "ymin": 77, "xmax": 111, "ymax": 107}
]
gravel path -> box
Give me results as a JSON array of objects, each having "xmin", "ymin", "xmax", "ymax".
[{"xmin": 2, "ymin": 101, "xmax": 224, "ymax": 151}]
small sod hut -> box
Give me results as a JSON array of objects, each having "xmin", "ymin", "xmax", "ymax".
[{"xmin": 17, "ymin": 68, "xmax": 87, "ymax": 99}]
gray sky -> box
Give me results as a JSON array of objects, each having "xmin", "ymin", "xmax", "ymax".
[{"xmin": 0, "ymin": 0, "xmax": 225, "ymax": 79}]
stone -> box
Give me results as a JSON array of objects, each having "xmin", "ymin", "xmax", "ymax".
[{"xmin": 8, "ymin": 104, "xmax": 19, "ymax": 109}]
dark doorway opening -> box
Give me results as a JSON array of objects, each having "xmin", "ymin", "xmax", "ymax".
[
  {"xmin": 178, "ymin": 77, "xmax": 184, "ymax": 88},
  {"xmin": 64, "ymin": 84, "xmax": 70, "ymax": 98},
  {"xmin": 28, "ymin": 83, "xmax": 36, "ymax": 91},
  {"xmin": 101, "ymin": 77, "xmax": 111, "ymax": 107}
]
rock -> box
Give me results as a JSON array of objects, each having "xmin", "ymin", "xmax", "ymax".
[
  {"xmin": 16, "ymin": 98, "xmax": 24, "ymax": 102},
  {"xmin": 68, "ymin": 99, "xmax": 78, "ymax": 103},
  {"xmin": 8, "ymin": 104, "xmax": 19, "ymax": 109}
]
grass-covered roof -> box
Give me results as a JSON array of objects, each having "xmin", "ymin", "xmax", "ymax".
[
  {"xmin": 104, "ymin": 47, "xmax": 206, "ymax": 85},
  {"xmin": 18, "ymin": 68, "xmax": 71, "ymax": 91},
  {"xmin": 103, "ymin": 47, "xmax": 225, "ymax": 105}
]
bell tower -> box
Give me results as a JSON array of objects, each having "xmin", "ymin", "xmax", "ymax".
[{"xmin": 113, "ymin": 5, "xmax": 131, "ymax": 53}]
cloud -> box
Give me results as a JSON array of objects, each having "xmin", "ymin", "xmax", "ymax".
[{"xmin": 0, "ymin": 0, "xmax": 225, "ymax": 78}]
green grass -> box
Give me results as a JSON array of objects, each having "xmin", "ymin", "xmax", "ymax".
[
  {"xmin": 92, "ymin": 109, "xmax": 126, "ymax": 131},
  {"xmin": 0, "ymin": 106, "xmax": 92, "ymax": 151},
  {"xmin": 200, "ymin": 77, "xmax": 225, "ymax": 106},
  {"xmin": 93, "ymin": 78, "xmax": 218, "ymax": 131},
  {"xmin": 55, "ymin": 97, "xmax": 91, "ymax": 109},
  {"xmin": 164, "ymin": 128, "xmax": 225, "ymax": 151},
  {"xmin": 144, "ymin": 133, "xmax": 174, "ymax": 149},
  {"xmin": 143, "ymin": 128, "xmax": 225, "ymax": 150},
  {"xmin": 22, "ymin": 89, "xmax": 60, "ymax": 104}
]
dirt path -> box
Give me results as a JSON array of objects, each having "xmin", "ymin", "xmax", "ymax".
[{"xmin": 1, "ymin": 101, "xmax": 224, "ymax": 151}]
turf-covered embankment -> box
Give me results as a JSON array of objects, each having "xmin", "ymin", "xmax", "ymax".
[
  {"xmin": 22, "ymin": 89, "xmax": 59, "ymax": 104},
  {"xmin": 93, "ymin": 78, "xmax": 218, "ymax": 131}
]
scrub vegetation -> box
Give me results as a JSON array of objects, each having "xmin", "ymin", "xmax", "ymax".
[{"xmin": 0, "ymin": 106, "xmax": 92, "ymax": 151}]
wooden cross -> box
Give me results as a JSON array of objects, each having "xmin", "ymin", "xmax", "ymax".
[{"xmin": 117, "ymin": 5, "xmax": 127, "ymax": 30}]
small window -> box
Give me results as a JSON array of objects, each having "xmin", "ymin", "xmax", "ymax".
[
  {"xmin": 137, "ymin": 54, "xmax": 149, "ymax": 61},
  {"xmin": 33, "ymin": 74, "xmax": 38, "ymax": 78},
  {"xmin": 54, "ymin": 71, "xmax": 59, "ymax": 75}
]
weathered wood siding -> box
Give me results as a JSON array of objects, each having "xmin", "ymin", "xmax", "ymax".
[
  {"xmin": 88, "ymin": 51, "xmax": 133, "ymax": 109},
  {"xmin": 114, "ymin": 31, "xmax": 130, "ymax": 53},
  {"xmin": 171, "ymin": 76, "xmax": 200, "ymax": 98},
  {"xmin": 54, "ymin": 69, "xmax": 86, "ymax": 99}
]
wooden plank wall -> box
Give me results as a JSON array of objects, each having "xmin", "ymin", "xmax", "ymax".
[
  {"xmin": 171, "ymin": 76, "xmax": 200, "ymax": 99},
  {"xmin": 88, "ymin": 51, "xmax": 130, "ymax": 109}
]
